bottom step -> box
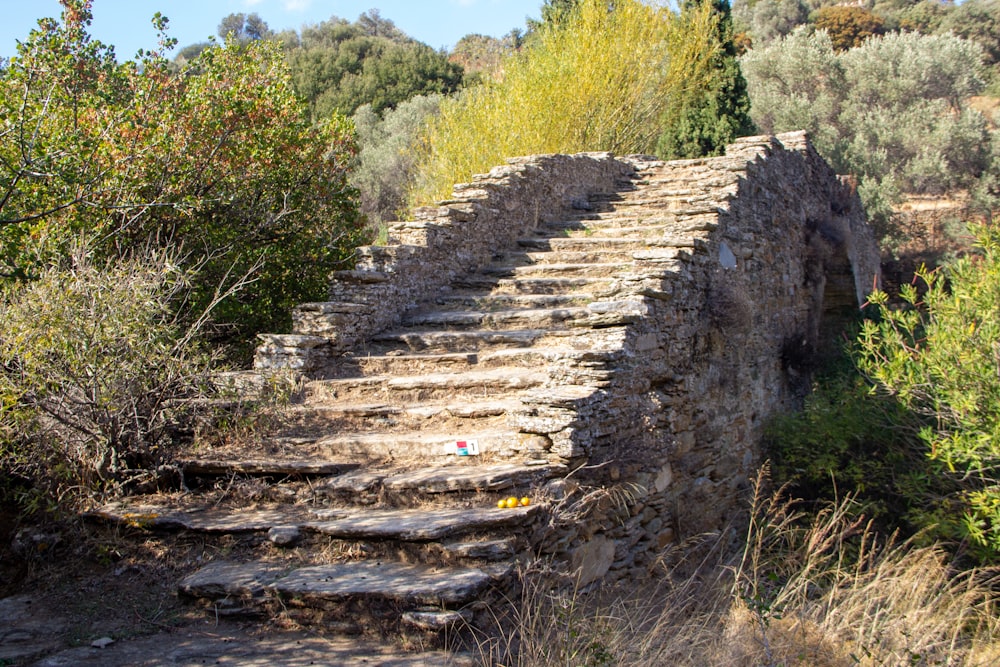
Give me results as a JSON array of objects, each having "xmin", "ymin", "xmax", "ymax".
[{"xmin": 179, "ymin": 559, "xmax": 501, "ymax": 608}]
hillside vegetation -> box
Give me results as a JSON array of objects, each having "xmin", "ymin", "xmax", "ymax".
[{"xmin": 3, "ymin": 0, "xmax": 1000, "ymax": 664}]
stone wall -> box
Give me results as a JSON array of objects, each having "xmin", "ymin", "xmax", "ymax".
[
  {"xmin": 255, "ymin": 152, "xmax": 634, "ymax": 371},
  {"xmin": 252, "ymin": 131, "xmax": 880, "ymax": 585},
  {"xmin": 534, "ymin": 132, "xmax": 880, "ymax": 582}
]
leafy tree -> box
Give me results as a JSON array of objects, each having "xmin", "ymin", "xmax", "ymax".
[
  {"xmin": 0, "ymin": 1, "xmax": 366, "ymax": 356},
  {"xmin": 356, "ymin": 9, "xmax": 408, "ymax": 42},
  {"xmin": 732, "ymin": 0, "xmax": 809, "ymax": 45},
  {"xmin": 286, "ymin": 16, "xmax": 462, "ymax": 119},
  {"xmin": 814, "ymin": 6, "xmax": 885, "ymax": 51},
  {"xmin": 857, "ymin": 222, "xmax": 1000, "ymax": 558},
  {"xmin": 656, "ymin": 0, "xmax": 755, "ymax": 159},
  {"xmin": 217, "ymin": 12, "xmax": 272, "ymax": 42},
  {"xmin": 450, "ymin": 32, "xmax": 521, "ymax": 77},
  {"xmin": 351, "ymin": 95, "xmax": 443, "ymax": 230},
  {"xmin": 741, "ymin": 27, "xmax": 992, "ymax": 244},
  {"xmin": 173, "ymin": 40, "xmax": 211, "ymax": 66},
  {"xmin": 410, "ymin": 0, "xmax": 722, "ymax": 204}
]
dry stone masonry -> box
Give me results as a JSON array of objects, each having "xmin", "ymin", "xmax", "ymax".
[{"xmin": 90, "ymin": 131, "xmax": 879, "ymax": 642}]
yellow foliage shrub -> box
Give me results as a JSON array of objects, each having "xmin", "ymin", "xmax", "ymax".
[{"xmin": 408, "ymin": 0, "xmax": 721, "ymax": 206}]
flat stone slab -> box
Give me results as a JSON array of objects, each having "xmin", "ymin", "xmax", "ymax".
[
  {"xmin": 180, "ymin": 560, "xmax": 495, "ymax": 607},
  {"xmin": 382, "ymin": 462, "xmax": 563, "ymax": 493},
  {"xmin": 178, "ymin": 561, "xmax": 289, "ymax": 598},
  {"xmin": 308, "ymin": 506, "xmax": 537, "ymax": 541},
  {"xmin": 273, "ymin": 561, "xmax": 492, "ymax": 605},
  {"xmin": 179, "ymin": 459, "xmax": 361, "ymax": 476},
  {"xmin": 89, "ymin": 501, "xmax": 538, "ymax": 542},
  {"xmin": 86, "ymin": 504, "xmax": 312, "ymax": 533}
]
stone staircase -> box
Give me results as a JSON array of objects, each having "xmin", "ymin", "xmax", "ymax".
[{"xmin": 86, "ymin": 133, "xmax": 880, "ymax": 650}]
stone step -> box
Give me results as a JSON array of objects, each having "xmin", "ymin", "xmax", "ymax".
[
  {"xmin": 517, "ymin": 236, "xmax": 654, "ymax": 252},
  {"xmin": 432, "ymin": 292, "xmax": 596, "ymax": 310},
  {"xmin": 286, "ymin": 428, "xmax": 553, "ymax": 460},
  {"xmin": 328, "ymin": 344, "xmax": 619, "ymax": 377},
  {"xmin": 306, "ymin": 367, "xmax": 549, "ymax": 403},
  {"xmin": 400, "ymin": 305, "xmax": 594, "ymax": 330},
  {"xmin": 179, "ymin": 459, "xmax": 361, "ymax": 477},
  {"xmin": 178, "ymin": 559, "xmax": 500, "ymax": 612},
  {"xmin": 316, "ymin": 461, "xmax": 563, "ymax": 497},
  {"xmin": 89, "ymin": 500, "xmax": 539, "ymax": 542},
  {"xmin": 371, "ymin": 326, "xmax": 612, "ymax": 353},
  {"xmin": 503, "ymin": 248, "xmax": 637, "ymax": 265},
  {"xmin": 275, "ymin": 398, "xmax": 522, "ymax": 435},
  {"xmin": 477, "ymin": 261, "xmax": 630, "ymax": 280},
  {"xmin": 451, "ymin": 274, "xmax": 611, "ymax": 295}
]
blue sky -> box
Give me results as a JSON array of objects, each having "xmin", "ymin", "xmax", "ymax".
[{"xmin": 1, "ymin": 1, "xmax": 545, "ymax": 59}]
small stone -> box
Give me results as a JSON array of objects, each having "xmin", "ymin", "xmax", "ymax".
[
  {"xmin": 91, "ymin": 637, "xmax": 115, "ymax": 648},
  {"xmin": 402, "ymin": 609, "xmax": 472, "ymax": 631},
  {"xmin": 268, "ymin": 526, "xmax": 302, "ymax": 546}
]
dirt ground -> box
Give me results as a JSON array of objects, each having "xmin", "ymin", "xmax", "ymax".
[{"xmin": 0, "ymin": 507, "xmax": 471, "ymax": 666}]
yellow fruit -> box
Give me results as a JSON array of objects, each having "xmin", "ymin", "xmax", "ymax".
[
  {"xmin": 497, "ymin": 499, "xmax": 507, "ymax": 509},
  {"xmin": 505, "ymin": 497, "xmax": 518, "ymax": 509},
  {"xmin": 520, "ymin": 497, "xmax": 531, "ymax": 506}
]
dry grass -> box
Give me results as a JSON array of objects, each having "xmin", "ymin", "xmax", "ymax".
[{"xmin": 467, "ymin": 472, "xmax": 1000, "ymax": 666}]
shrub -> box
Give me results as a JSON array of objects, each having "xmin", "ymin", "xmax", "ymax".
[
  {"xmin": 741, "ymin": 27, "xmax": 993, "ymax": 246},
  {"xmin": 408, "ymin": 0, "xmax": 722, "ymax": 205},
  {"xmin": 286, "ymin": 16, "xmax": 463, "ymax": 120},
  {"xmin": 813, "ymin": 6, "xmax": 885, "ymax": 51},
  {"xmin": 764, "ymin": 348, "xmax": 963, "ymax": 546},
  {"xmin": 857, "ymin": 222, "xmax": 1000, "ymax": 558},
  {"xmin": 0, "ymin": 251, "xmax": 222, "ymax": 509},
  {"xmin": 351, "ymin": 95, "xmax": 443, "ymax": 231},
  {"xmin": 0, "ymin": 1, "xmax": 366, "ymax": 358}
]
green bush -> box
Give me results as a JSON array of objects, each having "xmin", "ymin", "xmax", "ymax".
[
  {"xmin": 351, "ymin": 95, "xmax": 443, "ymax": 231},
  {"xmin": 656, "ymin": 0, "xmax": 755, "ymax": 159},
  {"xmin": 764, "ymin": 349, "xmax": 961, "ymax": 545},
  {"xmin": 286, "ymin": 16, "xmax": 463, "ymax": 120},
  {"xmin": 857, "ymin": 222, "xmax": 1000, "ymax": 558},
  {"xmin": 741, "ymin": 27, "xmax": 993, "ymax": 246},
  {"xmin": 408, "ymin": 0, "xmax": 722, "ymax": 205},
  {"xmin": 0, "ymin": 2, "xmax": 366, "ymax": 358},
  {"xmin": 0, "ymin": 251, "xmax": 220, "ymax": 509}
]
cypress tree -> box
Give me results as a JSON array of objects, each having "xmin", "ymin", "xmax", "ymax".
[{"xmin": 656, "ymin": 0, "xmax": 755, "ymax": 158}]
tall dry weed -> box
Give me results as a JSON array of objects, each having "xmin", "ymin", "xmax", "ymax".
[{"xmin": 468, "ymin": 471, "xmax": 1000, "ymax": 666}]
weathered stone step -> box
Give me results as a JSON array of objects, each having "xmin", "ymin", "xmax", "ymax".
[
  {"xmin": 279, "ymin": 398, "xmax": 521, "ymax": 432},
  {"xmin": 326, "ymin": 344, "xmax": 619, "ymax": 378},
  {"xmin": 179, "ymin": 459, "xmax": 361, "ymax": 477},
  {"xmin": 179, "ymin": 559, "xmax": 498, "ymax": 610},
  {"xmin": 309, "ymin": 505, "xmax": 538, "ymax": 541},
  {"xmin": 317, "ymin": 461, "xmax": 564, "ymax": 496},
  {"xmin": 451, "ymin": 274, "xmax": 610, "ymax": 295},
  {"xmin": 400, "ymin": 305, "xmax": 594, "ymax": 330},
  {"xmin": 432, "ymin": 292, "xmax": 595, "ymax": 310},
  {"xmin": 477, "ymin": 261, "xmax": 630, "ymax": 279},
  {"xmin": 89, "ymin": 501, "xmax": 538, "ymax": 541},
  {"xmin": 373, "ymin": 326, "xmax": 545, "ymax": 351},
  {"xmin": 293, "ymin": 428, "xmax": 553, "ymax": 459},
  {"xmin": 307, "ymin": 367, "xmax": 549, "ymax": 402},
  {"xmin": 517, "ymin": 236, "xmax": 654, "ymax": 251},
  {"xmin": 507, "ymin": 248, "xmax": 637, "ymax": 265}
]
